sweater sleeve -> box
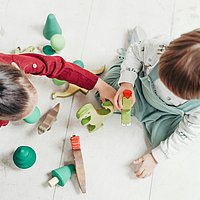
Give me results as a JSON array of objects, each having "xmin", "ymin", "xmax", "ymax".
[
  {"xmin": 118, "ymin": 38, "xmax": 169, "ymax": 86},
  {"xmin": 152, "ymin": 106, "xmax": 200, "ymax": 163},
  {"xmin": 11, "ymin": 53, "xmax": 98, "ymax": 90},
  {"xmin": 118, "ymin": 43, "xmax": 143, "ymax": 86},
  {"xmin": 0, "ymin": 120, "xmax": 9, "ymax": 127}
]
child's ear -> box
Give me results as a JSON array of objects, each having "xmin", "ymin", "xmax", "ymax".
[{"xmin": 11, "ymin": 62, "xmax": 20, "ymax": 70}]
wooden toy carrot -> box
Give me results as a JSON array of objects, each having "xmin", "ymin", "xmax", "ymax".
[{"xmin": 70, "ymin": 135, "xmax": 86, "ymax": 193}]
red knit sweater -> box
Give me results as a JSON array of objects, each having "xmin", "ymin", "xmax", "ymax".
[{"xmin": 0, "ymin": 53, "xmax": 98, "ymax": 127}]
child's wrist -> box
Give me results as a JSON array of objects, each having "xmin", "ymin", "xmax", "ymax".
[
  {"xmin": 150, "ymin": 152, "xmax": 158, "ymax": 164},
  {"xmin": 94, "ymin": 78, "xmax": 104, "ymax": 90},
  {"xmin": 120, "ymin": 82, "xmax": 133, "ymax": 89}
]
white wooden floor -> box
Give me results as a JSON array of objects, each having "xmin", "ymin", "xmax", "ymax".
[{"xmin": 0, "ymin": 0, "xmax": 200, "ymax": 200}]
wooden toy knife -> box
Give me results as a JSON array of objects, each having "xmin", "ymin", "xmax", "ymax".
[{"xmin": 70, "ymin": 135, "xmax": 86, "ymax": 193}]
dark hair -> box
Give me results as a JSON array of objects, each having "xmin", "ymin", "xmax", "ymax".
[
  {"xmin": 0, "ymin": 64, "xmax": 36, "ymax": 120},
  {"xmin": 159, "ymin": 29, "xmax": 200, "ymax": 100}
]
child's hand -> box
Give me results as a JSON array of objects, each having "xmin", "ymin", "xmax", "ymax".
[
  {"xmin": 94, "ymin": 78, "xmax": 117, "ymax": 108},
  {"xmin": 133, "ymin": 153, "xmax": 157, "ymax": 178},
  {"xmin": 114, "ymin": 82, "xmax": 135, "ymax": 110}
]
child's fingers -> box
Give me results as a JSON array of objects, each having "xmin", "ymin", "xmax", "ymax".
[
  {"xmin": 131, "ymin": 92, "xmax": 136, "ymax": 106},
  {"xmin": 137, "ymin": 170, "xmax": 148, "ymax": 178},
  {"xmin": 135, "ymin": 167, "xmax": 145, "ymax": 177},
  {"xmin": 114, "ymin": 93, "xmax": 121, "ymax": 111},
  {"xmin": 133, "ymin": 157, "xmax": 144, "ymax": 164},
  {"xmin": 100, "ymin": 97, "xmax": 106, "ymax": 103},
  {"xmin": 11, "ymin": 62, "xmax": 20, "ymax": 69},
  {"xmin": 131, "ymin": 97, "xmax": 136, "ymax": 106},
  {"xmin": 118, "ymin": 93, "xmax": 123, "ymax": 109},
  {"xmin": 146, "ymin": 173, "xmax": 152, "ymax": 178}
]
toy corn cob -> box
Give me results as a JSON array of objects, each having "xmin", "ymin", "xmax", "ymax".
[
  {"xmin": 70, "ymin": 135, "xmax": 86, "ymax": 193},
  {"xmin": 121, "ymin": 90, "xmax": 132, "ymax": 126}
]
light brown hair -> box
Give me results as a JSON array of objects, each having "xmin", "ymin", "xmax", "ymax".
[
  {"xmin": 0, "ymin": 64, "xmax": 37, "ymax": 121},
  {"xmin": 159, "ymin": 29, "xmax": 200, "ymax": 100}
]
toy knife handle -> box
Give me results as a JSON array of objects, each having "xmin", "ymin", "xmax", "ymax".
[{"xmin": 70, "ymin": 135, "xmax": 81, "ymax": 150}]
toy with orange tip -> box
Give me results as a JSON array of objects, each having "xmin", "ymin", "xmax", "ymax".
[{"xmin": 70, "ymin": 135, "xmax": 86, "ymax": 193}]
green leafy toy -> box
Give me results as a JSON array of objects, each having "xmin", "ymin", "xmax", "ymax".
[{"xmin": 76, "ymin": 101, "xmax": 114, "ymax": 132}]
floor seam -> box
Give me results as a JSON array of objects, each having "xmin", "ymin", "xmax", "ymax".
[
  {"xmin": 149, "ymin": 172, "xmax": 154, "ymax": 200},
  {"xmin": 52, "ymin": 96, "xmax": 75, "ymax": 200},
  {"xmin": 81, "ymin": 0, "xmax": 95, "ymax": 58},
  {"xmin": 170, "ymin": 0, "xmax": 176, "ymax": 37}
]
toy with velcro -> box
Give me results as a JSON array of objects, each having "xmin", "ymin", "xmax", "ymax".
[
  {"xmin": 38, "ymin": 103, "xmax": 60, "ymax": 135},
  {"xmin": 51, "ymin": 64, "xmax": 105, "ymax": 99},
  {"xmin": 76, "ymin": 101, "xmax": 114, "ymax": 132},
  {"xmin": 121, "ymin": 90, "xmax": 133, "ymax": 126}
]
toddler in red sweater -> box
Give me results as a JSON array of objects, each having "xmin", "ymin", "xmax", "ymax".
[{"xmin": 0, "ymin": 53, "xmax": 116, "ymax": 127}]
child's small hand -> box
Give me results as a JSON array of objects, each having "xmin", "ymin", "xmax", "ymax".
[
  {"xmin": 94, "ymin": 78, "xmax": 117, "ymax": 108},
  {"xmin": 114, "ymin": 82, "xmax": 135, "ymax": 110},
  {"xmin": 133, "ymin": 153, "xmax": 157, "ymax": 178}
]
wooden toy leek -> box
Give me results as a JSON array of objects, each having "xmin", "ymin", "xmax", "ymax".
[{"xmin": 121, "ymin": 90, "xmax": 132, "ymax": 126}]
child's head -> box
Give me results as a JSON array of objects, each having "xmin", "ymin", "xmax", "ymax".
[
  {"xmin": 0, "ymin": 64, "xmax": 37, "ymax": 121},
  {"xmin": 159, "ymin": 29, "xmax": 200, "ymax": 100}
]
